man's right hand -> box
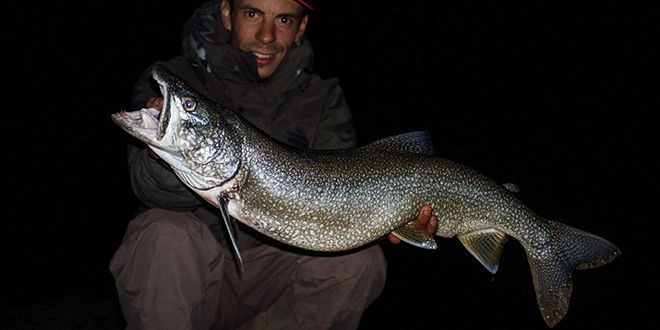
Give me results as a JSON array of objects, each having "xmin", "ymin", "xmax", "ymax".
[{"xmin": 147, "ymin": 97, "xmax": 164, "ymax": 111}]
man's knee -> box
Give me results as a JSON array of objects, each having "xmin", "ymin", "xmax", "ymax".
[
  {"xmin": 126, "ymin": 208, "xmax": 207, "ymax": 244},
  {"xmin": 299, "ymin": 245, "xmax": 387, "ymax": 293},
  {"xmin": 348, "ymin": 245, "xmax": 387, "ymax": 291},
  {"xmin": 110, "ymin": 208, "xmax": 218, "ymax": 278},
  {"xmin": 286, "ymin": 246, "xmax": 387, "ymax": 328}
]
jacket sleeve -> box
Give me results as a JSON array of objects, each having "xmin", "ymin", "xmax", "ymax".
[
  {"xmin": 310, "ymin": 79, "xmax": 357, "ymax": 150},
  {"xmin": 126, "ymin": 62, "xmax": 203, "ymax": 211}
]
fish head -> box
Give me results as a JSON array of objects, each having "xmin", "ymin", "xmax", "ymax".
[{"xmin": 112, "ymin": 64, "xmax": 241, "ymax": 190}]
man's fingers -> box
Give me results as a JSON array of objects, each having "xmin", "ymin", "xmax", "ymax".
[
  {"xmin": 146, "ymin": 97, "xmax": 164, "ymax": 111},
  {"xmin": 418, "ymin": 205, "xmax": 433, "ymax": 225},
  {"xmin": 147, "ymin": 148, "xmax": 161, "ymax": 160},
  {"xmin": 388, "ymin": 205, "xmax": 435, "ymax": 244},
  {"xmin": 427, "ymin": 215, "xmax": 438, "ymax": 236},
  {"xmin": 387, "ymin": 233, "xmax": 401, "ymax": 244},
  {"xmin": 419, "ymin": 205, "xmax": 437, "ymax": 236}
]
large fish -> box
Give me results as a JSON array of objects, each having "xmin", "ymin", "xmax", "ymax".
[{"xmin": 111, "ymin": 64, "xmax": 620, "ymax": 327}]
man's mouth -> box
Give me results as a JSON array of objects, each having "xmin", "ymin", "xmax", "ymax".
[{"xmin": 254, "ymin": 52, "xmax": 275, "ymax": 66}]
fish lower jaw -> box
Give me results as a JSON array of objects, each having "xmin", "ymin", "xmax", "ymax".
[{"xmin": 112, "ymin": 110, "xmax": 160, "ymax": 142}]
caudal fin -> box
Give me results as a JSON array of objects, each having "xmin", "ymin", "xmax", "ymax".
[{"xmin": 526, "ymin": 221, "xmax": 620, "ymax": 327}]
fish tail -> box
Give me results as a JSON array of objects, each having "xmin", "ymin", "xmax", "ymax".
[{"xmin": 526, "ymin": 220, "xmax": 620, "ymax": 327}]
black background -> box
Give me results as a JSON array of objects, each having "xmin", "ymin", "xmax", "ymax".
[{"xmin": 2, "ymin": 1, "xmax": 656, "ymax": 329}]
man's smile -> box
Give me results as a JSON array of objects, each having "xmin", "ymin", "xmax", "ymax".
[{"xmin": 254, "ymin": 52, "xmax": 275, "ymax": 66}]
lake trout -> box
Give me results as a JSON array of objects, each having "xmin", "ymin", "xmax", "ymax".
[{"xmin": 111, "ymin": 64, "xmax": 620, "ymax": 327}]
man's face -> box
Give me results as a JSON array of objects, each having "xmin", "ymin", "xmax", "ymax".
[{"xmin": 221, "ymin": 0, "xmax": 309, "ymax": 79}]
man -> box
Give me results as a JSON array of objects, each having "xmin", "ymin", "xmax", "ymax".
[{"xmin": 110, "ymin": 0, "xmax": 438, "ymax": 329}]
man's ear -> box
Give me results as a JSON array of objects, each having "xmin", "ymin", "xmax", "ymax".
[
  {"xmin": 220, "ymin": 0, "xmax": 232, "ymax": 31},
  {"xmin": 294, "ymin": 14, "xmax": 309, "ymax": 43}
]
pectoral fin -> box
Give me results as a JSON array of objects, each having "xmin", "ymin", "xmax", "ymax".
[
  {"xmin": 458, "ymin": 229, "xmax": 509, "ymax": 274},
  {"xmin": 218, "ymin": 195, "xmax": 244, "ymax": 273},
  {"xmin": 390, "ymin": 221, "xmax": 437, "ymax": 249}
]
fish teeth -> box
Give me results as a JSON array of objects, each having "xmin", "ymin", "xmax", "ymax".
[
  {"xmin": 140, "ymin": 108, "xmax": 159, "ymax": 129},
  {"xmin": 147, "ymin": 107, "xmax": 161, "ymax": 118}
]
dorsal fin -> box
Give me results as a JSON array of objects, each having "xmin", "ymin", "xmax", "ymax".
[
  {"xmin": 363, "ymin": 131, "xmax": 435, "ymax": 156},
  {"xmin": 458, "ymin": 229, "xmax": 509, "ymax": 274}
]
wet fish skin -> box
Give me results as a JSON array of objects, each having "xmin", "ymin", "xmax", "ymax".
[{"xmin": 111, "ymin": 65, "xmax": 620, "ymax": 327}]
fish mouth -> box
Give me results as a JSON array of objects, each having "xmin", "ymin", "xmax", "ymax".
[
  {"xmin": 112, "ymin": 107, "xmax": 160, "ymax": 136},
  {"xmin": 152, "ymin": 68, "xmax": 173, "ymax": 142},
  {"xmin": 111, "ymin": 67, "xmax": 175, "ymax": 150},
  {"xmin": 111, "ymin": 107, "xmax": 162, "ymax": 146}
]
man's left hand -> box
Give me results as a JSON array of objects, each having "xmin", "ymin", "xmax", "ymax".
[{"xmin": 387, "ymin": 205, "xmax": 438, "ymax": 244}]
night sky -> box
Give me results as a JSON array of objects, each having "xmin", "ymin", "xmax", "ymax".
[{"xmin": 3, "ymin": 1, "xmax": 655, "ymax": 329}]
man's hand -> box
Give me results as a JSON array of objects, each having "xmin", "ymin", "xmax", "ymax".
[
  {"xmin": 147, "ymin": 96, "xmax": 164, "ymax": 111},
  {"xmin": 146, "ymin": 97, "xmax": 164, "ymax": 160},
  {"xmin": 387, "ymin": 205, "xmax": 438, "ymax": 244}
]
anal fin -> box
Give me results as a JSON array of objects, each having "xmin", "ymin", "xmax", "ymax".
[{"xmin": 458, "ymin": 229, "xmax": 509, "ymax": 274}]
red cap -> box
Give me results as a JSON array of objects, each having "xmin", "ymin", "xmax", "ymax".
[{"xmin": 296, "ymin": 0, "xmax": 314, "ymax": 11}]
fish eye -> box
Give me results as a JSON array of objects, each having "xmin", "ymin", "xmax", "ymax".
[{"xmin": 182, "ymin": 97, "xmax": 196, "ymax": 111}]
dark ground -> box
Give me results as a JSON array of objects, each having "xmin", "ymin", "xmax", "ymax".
[{"xmin": 2, "ymin": 1, "xmax": 656, "ymax": 329}]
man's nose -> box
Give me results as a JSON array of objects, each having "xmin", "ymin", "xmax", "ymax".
[{"xmin": 256, "ymin": 23, "xmax": 275, "ymax": 44}]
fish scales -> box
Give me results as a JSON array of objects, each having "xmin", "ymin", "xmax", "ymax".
[
  {"xmin": 239, "ymin": 139, "xmax": 526, "ymax": 251},
  {"xmin": 111, "ymin": 65, "xmax": 620, "ymax": 328}
]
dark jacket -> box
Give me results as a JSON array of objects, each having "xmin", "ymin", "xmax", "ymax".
[{"xmin": 126, "ymin": 0, "xmax": 357, "ymax": 249}]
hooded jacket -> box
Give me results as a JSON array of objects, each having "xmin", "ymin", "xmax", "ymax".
[{"xmin": 126, "ymin": 0, "xmax": 357, "ymax": 248}]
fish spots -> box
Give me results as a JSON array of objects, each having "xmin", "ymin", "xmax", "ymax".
[{"xmin": 282, "ymin": 226, "xmax": 300, "ymax": 238}]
